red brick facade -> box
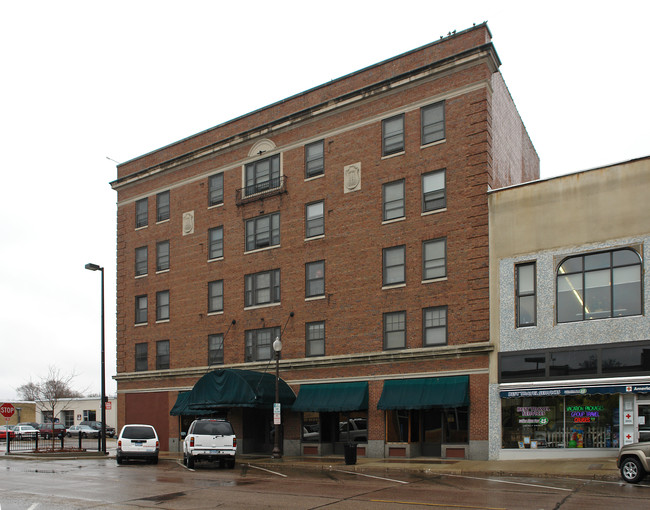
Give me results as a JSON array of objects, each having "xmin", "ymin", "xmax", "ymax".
[{"xmin": 112, "ymin": 24, "xmax": 538, "ymax": 459}]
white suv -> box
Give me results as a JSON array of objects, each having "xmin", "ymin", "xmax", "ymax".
[
  {"xmin": 116, "ymin": 424, "xmax": 159, "ymax": 465},
  {"xmin": 183, "ymin": 419, "xmax": 236, "ymax": 469}
]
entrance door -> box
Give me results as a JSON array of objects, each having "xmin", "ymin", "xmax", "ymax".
[
  {"xmin": 242, "ymin": 408, "xmax": 273, "ymax": 454},
  {"xmin": 422, "ymin": 408, "xmax": 442, "ymax": 456},
  {"xmin": 638, "ymin": 403, "xmax": 650, "ymax": 442}
]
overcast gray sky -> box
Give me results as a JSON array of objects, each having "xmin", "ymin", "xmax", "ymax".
[{"xmin": 1, "ymin": 1, "xmax": 648, "ymax": 401}]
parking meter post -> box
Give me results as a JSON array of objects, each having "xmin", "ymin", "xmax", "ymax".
[
  {"xmin": 35, "ymin": 432, "xmax": 38, "ymax": 450},
  {"xmin": 78, "ymin": 432, "xmax": 82, "ymax": 449}
]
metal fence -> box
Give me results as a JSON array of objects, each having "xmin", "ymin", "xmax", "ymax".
[{"xmin": 3, "ymin": 434, "xmax": 104, "ymax": 453}]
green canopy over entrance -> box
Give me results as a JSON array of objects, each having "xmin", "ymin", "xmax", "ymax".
[
  {"xmin": 291, "ymin": 382, "xmax": 368, "ymax": 412},
  {"xmin": 377, "ymin": 375, "xmax": 469, "ymax": 410},
  {"xmin": 169, "ymin": 369, "xmax": 296, "ymax": 416}
]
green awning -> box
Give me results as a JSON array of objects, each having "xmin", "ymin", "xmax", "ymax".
[
  {"xmin": 170, "ymin": 391, "xmax": 216, "ymax": 416},
  {"xmin": 291, "ymin": 382, "xmax": 368, "ymax": 412},
  {"xmin": 377, "ymin": 375, "xmax": 469, "ymax": 410},
  {"xmin": 176, "ymin": 368, "xmax": 296, "ymax": 413}
]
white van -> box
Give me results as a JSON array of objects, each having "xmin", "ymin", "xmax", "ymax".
[{"xmin": 116, "ymin": 424, "xmax": 159, "ymax": 464}]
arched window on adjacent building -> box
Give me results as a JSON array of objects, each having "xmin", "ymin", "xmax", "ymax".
[{"xmin": 557, "ymin": 248, "xmax": 642, "ymax": 323}]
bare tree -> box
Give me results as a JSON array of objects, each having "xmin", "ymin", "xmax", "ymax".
[
  {"xmin": 20, "ymin": 367, "xmax": 83, "ymax": 428},
  {"xmin": 16, "ymin": 381, "xmax": 40, "ymax": 401}
]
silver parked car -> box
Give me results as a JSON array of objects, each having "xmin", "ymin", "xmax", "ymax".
[
  {"xmin": 13, "ymin": 425, "xmax": 39, "ymax": 440},
  {"xmin": 66, "ymin": 425, "xmax": 100, "ymax": 438}
]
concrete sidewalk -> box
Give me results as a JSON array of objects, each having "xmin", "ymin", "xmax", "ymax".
[{"xmin": 162, "ymin": 451, "xmax": 622, "ymax": 482}]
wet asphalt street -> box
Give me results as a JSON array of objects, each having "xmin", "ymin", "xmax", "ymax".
[{"xmin": 1, "ymin": 456, "xmax": 650, "ymax": 509}]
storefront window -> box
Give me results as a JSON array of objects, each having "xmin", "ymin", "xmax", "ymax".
[
  {"xmin": 302, "ymin": 412, "xmax": 319, "ymax": 443},
  {"xmin": 502, "ymin": 394, "xmax": 619, "ymax": 449}
]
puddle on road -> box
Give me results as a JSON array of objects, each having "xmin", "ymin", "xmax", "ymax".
[{"xmin": 139, "ymin": 491, "xmax": 186, "ymax": 502}]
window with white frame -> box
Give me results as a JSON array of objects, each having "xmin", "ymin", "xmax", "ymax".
[
  {"xmin": 135, "ymin": 343, "xmax": 148, "ymax": 371},
  {"xmin": 135, "ymin": 295, "xmax": 147, "ymax": 324},
  {"xmin": 156, "ymin": 340, "xmax": 169, "ymax": 370},
  {"xmin": 157, "ymin": 190, "xmax": 170, "ymax": 222},
  {"xmin": 209, "ymin": 173, "xmax": 224, "ymax": 206},
  {"xmin": 156, "ymin": 240, "xmax": 170, "ymax": 271},
  {"xmin": 208, "ymin": 334, "xmax": 224, "ymax": 365},
  {"xmin": 245, "ymin": 212, "xmax": 280, "ymax": 251},
  {"xmin": 516, "ymin": 262, "xmax": 536, "ymax": 327},
  {"xmin": 135, "ymin": 198, "xmax": 148, "ymax": 228},
  {"xmin": 245, "ymin": 154, "xmax": 280, "ymax": 196}
]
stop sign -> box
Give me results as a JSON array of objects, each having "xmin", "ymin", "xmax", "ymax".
[{"xmin": 0, "ymin": 403, "xmax": 15, "ymax": 419}]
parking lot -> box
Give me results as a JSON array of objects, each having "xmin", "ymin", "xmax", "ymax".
[{"xmin": 2, "ymin": 453, "xmax": 650, "ymax": 509}]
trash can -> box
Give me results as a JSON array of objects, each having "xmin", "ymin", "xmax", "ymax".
[{"xmin": 344, "ymin": 443, "xmax": 357, "ymax": 465}]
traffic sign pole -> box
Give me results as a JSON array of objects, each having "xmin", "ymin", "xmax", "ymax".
[{"xmin": 1, "ymin": 403, "xmax": 16, "ymax": 455}]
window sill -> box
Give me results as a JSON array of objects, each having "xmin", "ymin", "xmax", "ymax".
[
  {"xmin": 208, "ymin": 202, "xmax": 224, "ymax": 210},
  {"xmin": 208, "ymin": 256, "xmax": 224, "ymax": 263},
  {"xmin": 382, "ymin": 217, "xmax": 406, "ymax": 225},
  {"xmin": 305, "ymin": 173, "xmax": 324, "ymax": 182},
  {"xmin": 156, "ymin": 269, "xmax": 170, "ymax": 274},
  {"xmin": 421, "ymin": 207, "xmax": 447, "ymax": 217},
  {"xmin": 135, "ymin": 225, "xmax": 148, "ymax": 231},
  {"xmin": 207, "ymin": 310, "xmax": 224, "ymax": 316},
  {"xmin": 134, "ymin": 322, "xmax": 147, "ymax": 327},
  {"xmin": 381, "ymin": 150, "xmax": 405, "ymax": 160},
  {"xmin": 135, "ymin": 274, "xmax": 148, "ymax": 279},
  {"xmin": 245, "ymin": 244, "xmax": 280, "ymax": 255},
  {"xmin": 305, "ymin": 234, "xmax": 325, "ymax": 242},
  {"xmin": 382, "ymin": 283, "xmax": 406, "ymax": 290},
  {"xmin": 420, "ymin": 138, "xmax": 446, "ymax": 150},
  {"xmin": 156, "ymin": 218, "xmax": 170, "ymax": 225},
  {"xmin": 155, "ymin": 319, "xmax": 170, "ymax": 324},
  {"xmin": 244, "ymin": 302, "xmax": 281, "ymax": 311},
  {"xmin": 422, "ymin": 276, "xmax": 447, "ymax": 284},
  {"xmin": 305, "ymin": 295, "xmax": 326, "ymax": 302}
]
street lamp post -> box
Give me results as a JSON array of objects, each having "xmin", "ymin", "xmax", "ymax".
[
  {"xmin": 85, "ymin": 262, "xmax": 106, "ymax": 454},
  {"xmin": 272, "ymin": 336, "xmax": 282, "ymax": 459}
]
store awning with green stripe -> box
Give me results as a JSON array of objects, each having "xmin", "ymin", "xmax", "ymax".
[
  {"xmin": 292, "ymin": 382, "xmax": 369, "ymax": 412},
  {"xmin": 377, "ymin": 375, "xmax": 469, "ymax": 410}
]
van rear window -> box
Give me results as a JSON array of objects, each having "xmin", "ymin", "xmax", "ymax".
[{"xmin": 122, "ymin": 426, "xmax": 156, "ymax": 439}]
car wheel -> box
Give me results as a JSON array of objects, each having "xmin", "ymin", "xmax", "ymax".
[
  {"xmin": 182, "ymin": 454, "xmax": 188, "ymax": 466},
  {"xmin": 227, "ymin": 459, "xmax": 235, "ymax": 469},
  {"xmin": 67, "ymin": 432, "xmax": 71, "ymax": 437},
  {"xmin": 187, "ymin": 455, "xmax": 195, "ymax": 469},
  {"xmin": 152, "ymin": 456, "xmax": 158, "ymax": 465},
  {"xmin": 621, "ymin": 457, "xmax": 646, "ymax": 483},
  {"xmin": 116, "ymin": 456, "xmax": 123, "ymax": 465}
]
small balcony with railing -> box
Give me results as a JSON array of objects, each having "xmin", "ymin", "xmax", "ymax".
[{"xmin": 236, "ymin": 175, "xmax": 288, "ymax": 205}]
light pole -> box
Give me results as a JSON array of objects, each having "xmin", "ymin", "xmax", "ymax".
[
  {"xmin": 85, "ymin": 262, "xmax": 106, "ymax": 454},
  {"xmin": 272, "ymin": 336, "xmax": 282, "ymax": 459}
]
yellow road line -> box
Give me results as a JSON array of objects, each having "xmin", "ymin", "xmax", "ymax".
[{"xmin": 371, "ymin": 500, "xmax": 506, "ymax": 510}]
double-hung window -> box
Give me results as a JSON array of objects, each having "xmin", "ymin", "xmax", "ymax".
[
  {"xmin": 245, "ymin": 269, "xmax": 280, "ymax": 307},
  {"xmin": 384, "ymin": 311, "xmax": 406, "ymax": 349},
  {"xmin": 245, "ymin": 213, "xmax": 280, "ymax": 251},
  {"xmin": 156, "ymin": 290, "xmax": 169, "ymax": 321},
  {"xmin": 383, "ymin": 246, "xmax": 406, "ymax": 286},
  {"xmin": 157, "ymin": 191, "xmax": 170, "ymax": 222},
  {"xmin": 516, "ymin": 262, "xmax": 536, "ymax": 327},
  {"xmin": 306, "ymin": 261, "xmax": 325, "ymax": 298},
  {"xmin": 208, "ymin": 280, "xmax": 224, "ymax": 313},
  {"xmin": 423, "ymin": 306, "xmax": 447, "ymax": 346},
  {"xmin": 208, "ymin": 226, "xmax": 224, "ymax": 260},
  {"xmin": 306, "ymin": 321, "xmax": 325, "ymax": 356},
  {"xmin": 156, "ymin": 340, "xmax": 169, "ymax": 370},
  {"xmin": 208, "ymin": 334, "xmax": 224, "ymax": 365},
  {"xmin": 382, "ymin": 180, "xmax": 405, "ymax": 221},
  {"xmin": 422, "ymin": 169, "xmax": 446, "ymax": 212},
  {"xmin": 421, "ymin": 101, "xmax": 445, "ymax": 145},
  {"xmin": 156, "ymin": 240, "xmax": 170, "ymax": 271},
  {"xmin": 306, "ymin": 201, "xmax": 324, "ymax": 238},
  {"xmin": 382, "ymin": 114, "xmax": 404, "ymax": 156},
  {"xmin": 209, "ymin": 173, "xmax": 224, "ymax": 206},
  {"xmin": 135, "ymin": 343, "xmax": 148, "ymax": 371},
  {"xmin": 135, "ymin": 198, "xmax": 148, "ymax": 228},
  {"xmin": 557, "ymin": 248, "xmax": 642, "ymax": 323},
  {"xmin": 245, "ymin": 327, "xmax": 279, "ymax": 362},
  {"xmin": 135, "ymin": 246, "xmax": 148, "ymax": 277},
  {"xmin": 135, "ymin": 295, "xmax": 147, "ymax": 324},
  {"xmin": 423, "ymin": 238, "xmax": 446, "ymax": 280},
  {"xmin": 305, "ymin": 140, "xmax": 324, "ymax": 178},
  {"xmin": 245, "ymin": 154, "xmax": 280, "ymax": 196}
]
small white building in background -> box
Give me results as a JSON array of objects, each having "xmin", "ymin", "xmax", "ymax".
[{"xmin": 36, "ymin": 396, "xmax": 117, "ymax": 431}]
